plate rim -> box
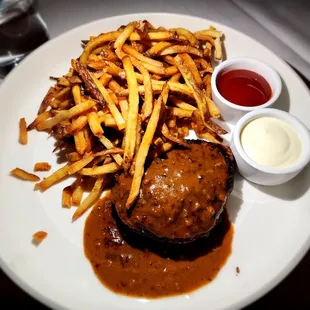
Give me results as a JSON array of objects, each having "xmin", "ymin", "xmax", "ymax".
[{"xmin": 0, "ymin": 12, "xmax": 309, "ymax": 310}]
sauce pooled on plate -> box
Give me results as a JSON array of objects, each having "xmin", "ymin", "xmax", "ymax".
[{"xmin": 84, "ymin": 199, "xmax": 233, "ymax": 298}]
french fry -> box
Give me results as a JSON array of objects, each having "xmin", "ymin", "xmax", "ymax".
[
  {"xmin": 126, "ymin": 83, "xmax": 168, "ymax": 209},
  {"xmin": 179, "ymin": 53, "xmax": 202, "ymax": 86},
  {"xmin": 164, "ymin": 66, "xmax": 179, "ymax": 76},
  {"xmin": 169, "ymin": 27, "xmax": 199, "ymax": 47},
  {"xmin": 214, "ymin": 37, "xmax": 222, "ymax": 60},
  {"xmin": 28, "ymin": 111, "xmax": 52, "ymax": 131},
  {"xmin": 99, "ymin": 136, "xmax": 123, "ymax": 166},
  {"xmin": 117, "ymin": 81, "xmax": 192, "ymax": 98},
  {"xmin": 62, "ymin": 186, "xmax": 72, "ymax": 208},
  {"xmin": 144, "ymin": 41, "xmax": 172, "ymax": 57},
  {"xmin": 10, "ymin": 168, "xmax": 40, "ymax": 182},
  {"xmin": 82, "ymin": 124, "xmax": 92, "ymax": 153},
  {"xmin": 204, "ymin": 94, "xmax": 221, "ymax": 119},
  {"xmin": 90, "ymin": 73, "xmax": 126, "ymax": 130},
  {"xmin": 80, "ymin": 31, "xmax": 121, "ymax": 64},
  {"xmin": 136, "ymin": 60, "xmax": 166, "ymax": 75},
  {"xmin": 35, "ymin": 164, "xmax": 69, "ymax": 192},
  {"xmin": 68, "ymin": 155, "xmax": 95, "ymax": 175},
  {"xmin": 87, "ymin": 111, "xmax": 104, "ymax": 137},
  {"xmin": 205, "ymin": 119, "xmax": 227, "ymax": 135},
  {"xmin": 36, "ymin": 100, "xmax": 97, "ymax": 130},
  {"xmin": 167, "ymin": 107, "xmax": 193, "ymax": 118},
  {"xmin": 170, "ymin": 95, "xmax": 197, "ymax": 111},
  {"xmin": 118, "ymin": 98, "xmax": 129, "ymax": 121},
  {"xmin": 131, "ymin": 57, "xmax": 153, "ymax": 120},
  {"xmin": 67, "ymin": 152, "xmax": 82, "ymax": 162},
  {"xmin": 99, "ymin": 113, "xmax": 117, "ymax": 128},
  {"xmin": 32, "ymin": 231, "xmax": 48, "ymax": 244},
  {"xmin": 129, "ymin": 31, "xmax": 178, "ymax": 41},
  {"xmin": 75, "ymin": 61, "xmax": 105, "ymax": 104},
  {"xmin": 99, "ymin": 72, "xmax": 113, "ymax": 86},
  {"xmin": 191, "ymin": 110, "xmax": 223, "ymax": 143},
  {"xmin": 194, "ymin": 58, "xmax": 213, "ymax": 74},
  {"xmin": 75, "ymin": 131, "xmax": 87, "ymax": 155},
  {"xmin": 122, "ymin": 44, "xmax": 163, "ymax": 68},
  {"xmin": 114, "ymin": 22, "xmax": 137, "ymax": 59},
  {"xmin": 80, "ymin": 162, "xmax": 121, "ymax": 176},
  {"xmin": 194, "ymin": 29, "xmax": 222, "ymax": 39},
  {"xmin": 122, "ymin": 56, "xmax": 139, "ymax": 170},
  {"xmin": 19, "ymin": 118, "xmax": 28, "ymax": 145},
  {"xmin": 69, "ymin": 115, "xmax": 88, "ymax": 134},
  {"xmin": 202, "ymin": 74, "xmax": 212, "ymax": 98},
  {"xmin": 105, "ymin": 61, "xmax": 125, "ymax": 78},
  {"xmin": 169, "ymin": 72, "xmax": 182, "ymax": 82},
  {"xmin": 37, "ymin": 87, "xmax": 56, "ymax": 114},
  {"xmin": 72, "ymin": 176, "xmax": 106, "ymax": 221},
  {"xmin": 174, "ymin": 54, "xmax": 210, "ymax": 121},
  {"xmin": 108, "ymin": 79, "xmax": 123, "ymax": 92},
  {"xmin": 161, "ymin": 123, "xmax": 188, "ymax": 147},
  {"xmin": 153, "ymin": 137, "xmax": 164, "ymax": 147},
  {"xmin": 71, "ymin": 85, "xmax": 87, "ymax": 155},
  {"xmin": 72, "ymin": 176, "xmax": 84, "ymax": 206},
  {"xmin": 34, "ymin": 162, "xmax": 52, "ymax": 172},
  {"xmin": 159, "ymin": 45, "xmax": 203, "ymax": 57},
  {"xmin": 50, "ymin": 99, "xmax": 74, "ymax": 110}
]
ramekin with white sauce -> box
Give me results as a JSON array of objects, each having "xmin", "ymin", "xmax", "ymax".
[{"xmin": 231, "ymin": 108, "xmax": 310, "ymax": 186}]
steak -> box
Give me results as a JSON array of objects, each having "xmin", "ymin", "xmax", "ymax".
[{"xmin": 112, "ymin": 140, "xmax": 234, "ymax": 243}]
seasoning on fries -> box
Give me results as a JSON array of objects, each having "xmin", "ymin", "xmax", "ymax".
[{"xmin": 19, "ymin": 20, "xmax": 227, "ymax": 219}]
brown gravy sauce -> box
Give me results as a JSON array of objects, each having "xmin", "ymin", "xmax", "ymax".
[{"xmin": 84, "ymin": 199, "xmax": 234, "ymax": 298}]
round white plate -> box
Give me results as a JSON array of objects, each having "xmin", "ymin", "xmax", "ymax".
[{"xmin": 0, "ymin": 13, "xmax": 309, "ymax": 310}]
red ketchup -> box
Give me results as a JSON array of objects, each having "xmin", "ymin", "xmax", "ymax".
[{"xmin": 217, "ymin": 69, "xmax": 272, "ymax": 107}]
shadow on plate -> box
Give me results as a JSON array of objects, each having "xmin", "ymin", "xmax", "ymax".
[
  {"xmin": 288, "ymin": 63, "xmax": 310, "ymax": 89},
  {"xmin": 226, "ymin": 172, "xmax": 244, "ymax": 223},
  {"xmin": 272, "ymin": 76, "xmax": 290, "ymax": 112},
  {"xmin": 250, "ymin": 163, "xmax": 310, "ymax": 201}
]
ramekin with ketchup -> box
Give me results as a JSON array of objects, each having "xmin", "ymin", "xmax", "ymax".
[{"xmin": 212, "ymin": 57, "xmax": 310, "ymax": 186}]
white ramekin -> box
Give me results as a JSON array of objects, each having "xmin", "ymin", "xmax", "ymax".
[
  {"xmin": 211, "ymin": 57, "xmax": 282, "ymax": 125},
  {"xmin": 230, "ymin": 108, "xmax": 310, "ymax": 186}
]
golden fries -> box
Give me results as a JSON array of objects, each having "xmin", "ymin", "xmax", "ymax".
[
  {"xmin": 19, "ymin": 118, "xmax": 28, "ymax": 145},
  {"xmin": 81, "ymin": 162, "xmax": 121, "ymax": 176},
  {"xmin": 62, "ymin": 186, "xmax": 73, "ymax": 208},
  {"xmin": 131, "ymin": 57, "xmax": 153, "ymax": 120},
  {"xmin": 10, "ymin": 168, "xmax": 40, "ymax": 182},
  {"xmin": 34, "ymin": 162, "xmax": 52, "ymax": 172},
  {"xmin": 72, "ymin": 176, "xmax": 84, "ymax": 206},
  {"xmin": 122, "ymin": 56, "xmax": 139, "ymax": 170},
  {"xmin": 35, "ymin": 164, "xmax": 69, "ymax": 192},
  {"xmin": 126, "ymin": 83, "xmax": 169, "ymax": 209},
  {"xmin": 72, "ymin": 177, "xmax": 107, "ymax": 221},
  {"xmin": 36, "ymin": 100, "xmax": 97, "ymax": 130},
  {"xmin": 87, "ymin": 111, "xmax": 104, "ymax": 137},
  {"xmin": 22, "ymin": 20, "xmax": 227, "ymax": 221},
  {"xmin": 32, "ymin": 231, "xmax": 48, "ymax": 245}
]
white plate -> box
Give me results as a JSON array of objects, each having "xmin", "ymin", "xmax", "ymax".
[{"xmin": 0, "ymin": 13, "xmax": 310, "ymax": 310}]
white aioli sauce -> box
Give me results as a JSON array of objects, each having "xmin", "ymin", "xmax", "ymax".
[{"xmin": 240, "ymin": 116, "xmax": 302, "ymax": 168}]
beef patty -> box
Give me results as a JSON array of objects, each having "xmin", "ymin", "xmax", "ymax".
[{"xmin": 112, "ymin": 140, "xmax": 234, "ymax": 243}]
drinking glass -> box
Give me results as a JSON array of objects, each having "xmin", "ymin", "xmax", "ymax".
[{"xmin": 0, "ymin": 0, "xmax": 49, "ymax": 77}]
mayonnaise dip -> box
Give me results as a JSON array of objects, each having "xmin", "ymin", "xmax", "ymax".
[{"xmin": 240, "ymin": 116, "xmax": 302, "ymax": 168}]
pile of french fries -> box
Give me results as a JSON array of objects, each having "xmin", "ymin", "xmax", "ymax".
[{"xmin": 23, "ymin": 20, "xmax": 227, "ymax": 220}]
